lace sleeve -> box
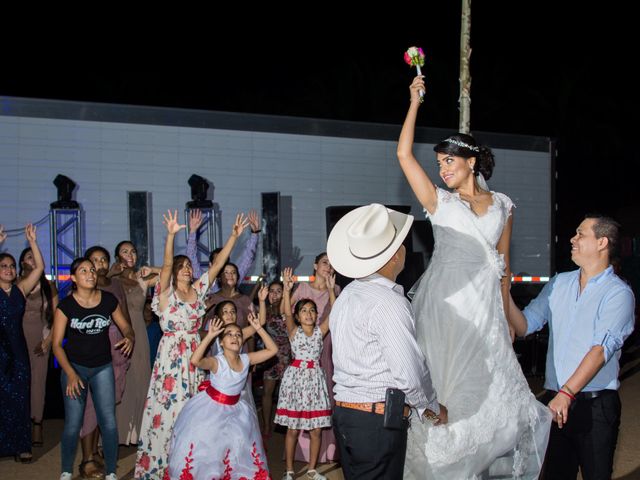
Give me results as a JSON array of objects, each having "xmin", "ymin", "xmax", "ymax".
[{"xmin": 494, "ymin": 192, "xmax": 515, "ymax": 217}]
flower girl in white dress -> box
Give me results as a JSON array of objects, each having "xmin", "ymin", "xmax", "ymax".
[{"xmin": 166, "ymin": 313, "xmax": 277, "ymax": 479}]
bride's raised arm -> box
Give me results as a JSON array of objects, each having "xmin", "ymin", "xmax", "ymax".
[{"xmin": 397, "ymin": 75, "xmax": 438, "ymax": 214}]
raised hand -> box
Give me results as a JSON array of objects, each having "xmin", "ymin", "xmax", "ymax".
[
  {"xmin": 163, "ymin": 210, "xmax": 186, "ymax": 235},
  {"xmin": 25, "ymin": 223, "xmax": 37, "ymax": 243},
  {"xmin": 139, "ymin": 265, "xmax": 152, "ymax": 278},
  {"xmin": 258, "ymin": 285, "xmax": 269, "ymax": 302},
  {"xmin": 247, "ymin": 311, "xmax": 263, "ymax": 332},
  {"xmin": 110, "ymin": 262, "xmax": 126, "ymax": 277},
  {"xmin": 0, "ymin": 225, "xmax": 6, "ymax": 244},
  {"xmin": 208, "ymin": 317, "xmax": 225, "ymax": 338},
  {"xmin": 326, "ymin": 273, "xmax": 336, "ymax": 291},
  {"xmin": 410, "ymin": 75, "xmax": 426, "ymax": 104},
  {"xmin": 138, "ymin": 266, "xmax": 158, "ymax": 281},
  {"xmin": 231, "ymin": 213, "xmax": 250, "ymax": 238},
  {"xmin": 248, "ymin": 209, "xmax": 261, "ymax": 233},
  {"xmin": 283, "ymin": 267, "xmax": 294, "ymax": 292},
  {"xmin": 189, "ymin": 209, "xmax": 203, "ymax": 232}
]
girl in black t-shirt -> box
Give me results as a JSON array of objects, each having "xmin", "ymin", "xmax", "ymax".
[{"xmin": 52, "ymin": 258, "xmax": 134, "ymax": 480}]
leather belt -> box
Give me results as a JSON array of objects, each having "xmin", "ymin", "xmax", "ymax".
[{"xmin": 335, "ymin": 400, "xmax": 411, "ymax": 417}]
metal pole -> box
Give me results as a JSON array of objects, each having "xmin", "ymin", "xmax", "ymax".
[
  {"xmin": 48, "ymin": 208, "xmax": 83, "ymax": 293},
  {"xmin": 459, "ymin": 0, "xmax": 472, "ymax": 134},
  {"xmin": 185, "ymin": 208, "xmax": 217, "ymax": 272}
]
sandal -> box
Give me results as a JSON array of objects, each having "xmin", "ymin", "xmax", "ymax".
[
  {"xmin": 79, "ymin": 459, "xmax": 105, "ymax": 479},
  {"xmin": 92, "ymin": 449, "xmax": 105, "ymax": 467},
  {"xmin": 32, "ymin": 420, "xmax": 44, "ymax": 447},
  {"xmin": 306, "ymin": 470, "xmax": 326, "ymax": 480},
  {"xmin": 14, "ymin": 452, "xmax": 33, "ymax": 464}
]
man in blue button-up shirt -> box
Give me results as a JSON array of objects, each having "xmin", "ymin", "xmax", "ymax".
[{"xmin": 508, "ymin": 214, "xmax": 635, "ymax": 480}]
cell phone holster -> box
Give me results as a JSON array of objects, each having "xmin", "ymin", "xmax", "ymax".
[{"xmin": 383, "ymin": 388, "xmax": 406, "ymax": 430}]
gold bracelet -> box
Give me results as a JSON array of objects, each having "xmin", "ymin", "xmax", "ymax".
[{"xmin": 562, "ymin": 384, "xmax": 576, "ymax": 396}]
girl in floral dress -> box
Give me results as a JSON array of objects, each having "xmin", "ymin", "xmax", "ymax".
[
  {"xmin": 134, "ymin": 211, "xmax": 248, "ymax": 480},
  {"xmin": 166, "ymin": 313, "xmax": 277, "ymax": 479},
  {"xmin": 290, "ymin": 253, "xmax": 340, "ymax": 464},
  {"xmin": 274, "ymin": 268, "xmax": 335, "ymax": 480}
]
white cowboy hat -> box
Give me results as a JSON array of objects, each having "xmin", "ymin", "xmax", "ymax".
[{"xmin": 327, "ymin": 203, "xmax": 413, "ymax": 279}]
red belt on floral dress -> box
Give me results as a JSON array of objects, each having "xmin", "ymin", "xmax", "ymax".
[
  {"xmin": 290, "ymin": 359, "xmax": 317, "ymax": 368},
  {"xmin": 198, "ymin": 380, "xmax": 240, "ymax": 405}
]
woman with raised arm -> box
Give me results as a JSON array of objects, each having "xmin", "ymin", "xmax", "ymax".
[
  {"xmin": 275, "ymin": 268, "xmax": 335, "ymax": 480},
  {"xmin": 290, "ymin": 253, "xmax": 341, "ymax": 463},
  {"xmin": 398, "ymin": 76, "xmax": 551, "ymax": 479},
  {"xmin": 18, "ymin": 246, "xmax": 58, "ymax": 449},
  {"xmin": 0, "ymin": 224, "xmax": 44, "ymax": 464},
  {"xmin": 166, "ymin": 311, "xmax": 277, "ymax": 479},
  {"xmin": 134, "ymin": 210, "xmax": 248, "ymax": 480},
  {"xmin": 52, "ymin": 257, "xmax": 134, "ymax": 480},
  {"xmin": 186, "ymin": 208, "xmax": 261, "ymax": 291},
  {"xmin": 259, "ymin": 280, "xmax": 292, "ymax": 439}
]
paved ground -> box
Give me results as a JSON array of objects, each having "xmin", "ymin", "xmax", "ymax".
[{"xmin": 2, "ymin": 352, "xmax": 639, "ymax": 479}]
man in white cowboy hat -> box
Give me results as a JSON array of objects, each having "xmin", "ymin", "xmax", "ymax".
[{"xmin": 328, "ymin": 203, "xmax": 446, "ymax": 479}]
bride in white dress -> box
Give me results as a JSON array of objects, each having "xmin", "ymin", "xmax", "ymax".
[{"xmin": 398, "ymin": 76, "xmax": 551, "ymax": 479}]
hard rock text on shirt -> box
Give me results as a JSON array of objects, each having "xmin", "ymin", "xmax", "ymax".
[{"xmin": 69, "ymin": 315, "xmax": 111, "ymax": 335}]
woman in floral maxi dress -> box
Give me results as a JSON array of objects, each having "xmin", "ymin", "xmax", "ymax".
[{"xmin": 134, "ymin": 210, "xmax": 249, "ymax": 479}]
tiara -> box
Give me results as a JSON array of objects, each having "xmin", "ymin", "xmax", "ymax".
[{"xmin": 444, "ymin": 138, "xmax": 480, "ymax": 152}]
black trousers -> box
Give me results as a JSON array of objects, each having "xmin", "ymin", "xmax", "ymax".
[
  {"xmin": 333, "ymin": 405, "xmax": 408, "ymax": 480},
  {"xmin": 542, "ymin": 390, "xmax": 621, "ymax": 480}
]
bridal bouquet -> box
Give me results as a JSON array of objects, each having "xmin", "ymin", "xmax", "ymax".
[{"xmin": 404, "ymin": 46, "xmax": 426, "ymax": 102}]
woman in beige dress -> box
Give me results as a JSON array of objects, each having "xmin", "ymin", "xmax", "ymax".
[
  {"xmin": 109, "ymin": 240, "xmax": 155, "ymax": 446},
  {"xmin": 18, "ymin": 247, "xmax": 58, "ymax": 448}
]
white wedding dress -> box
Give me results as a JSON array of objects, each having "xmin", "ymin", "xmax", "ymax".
[{"xmin": 405, "ymin": 188, "xmax": 552, "ymax": 480}]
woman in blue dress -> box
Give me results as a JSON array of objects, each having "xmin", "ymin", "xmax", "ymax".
[{"xmin": 0, "ymin": 224, "xmax": 45, "ymax": 463}]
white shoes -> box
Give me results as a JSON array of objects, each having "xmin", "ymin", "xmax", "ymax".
[
  {"xmin": 105, "ymin": 474, "xmax": 118, "ymax": 480},
  {"xmin": 59, "ymin": 474, "xmax": 72, "ymax": 480},
  {"xmin": 281, "ymin": 469, "xmax": 326, "ymax": 480}
]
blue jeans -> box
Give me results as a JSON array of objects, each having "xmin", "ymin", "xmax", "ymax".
[{"xmin": 60, "ymin": 362, "xmax": 118, "ymax": 474}]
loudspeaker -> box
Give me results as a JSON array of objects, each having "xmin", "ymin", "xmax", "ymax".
[
  {"xmin": 128, "ymin": 192, "xmax": 153, "ymax": 266},
  {"xmin": 262, "ymin": 192, "xmax": 280, "ymax": 284}
]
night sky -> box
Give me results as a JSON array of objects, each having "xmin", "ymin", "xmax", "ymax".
[{"xmin": 0, "ymin": 5, "xmax": 634, "ymax": 271}]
